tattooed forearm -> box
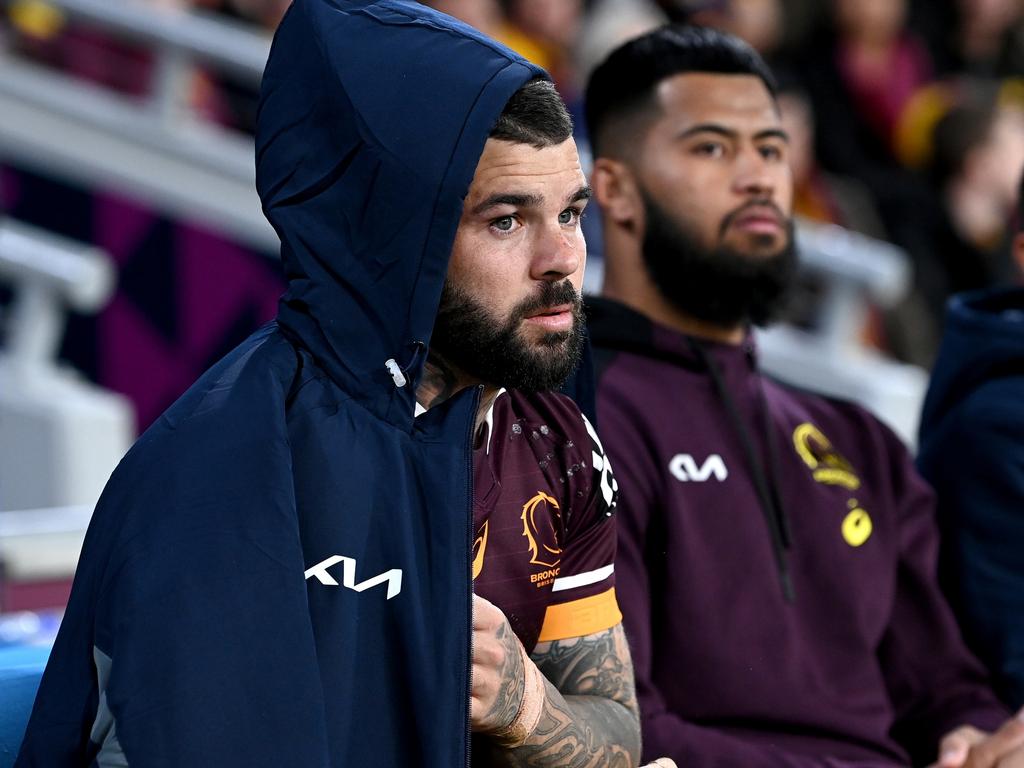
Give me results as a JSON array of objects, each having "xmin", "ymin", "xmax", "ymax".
[
  {"xmin": 483, "ymin": 622, "xmax": 527, "ymax": 730},
  {"xmin": 480, "ymin": 624, "xmax": 641, "ymax": 768},
  {"xmin": 532, "ymin": 623, "xmax": 639, "ymax": 716}
]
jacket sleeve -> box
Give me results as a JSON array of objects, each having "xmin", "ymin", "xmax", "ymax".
[
  {"xmin": 94, "ymin": 526, "xmax": 332, "ymax": 768},
  {"xmin": 16, "ymin": 502, "xmax": 332, "ymax": 768},
  {"xmin": 920, "ymin": 396, "xmax": 1024, "ymax": 710},
  {"xmin": 602, "ymin": 399, "xmax": 850, "ymax": 767},
  {"xmin": 878, "ymin": 424, "xmax": 1009, "ymax": 765}
]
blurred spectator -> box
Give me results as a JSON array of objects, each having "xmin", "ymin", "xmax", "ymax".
[
  {"xmin": 916, "ymin": 90, "xmax": 1024, "ymax": 352},
  {"xmin": 423, "ymin": 1, "xmax": 589, "ymax": 105},
  {"xmin": 804, "ymin": 0, "xmax": 934, "ymax": 173},
  {"xmin": 918, "ymin": 174, "xmax": 1024, "ymax": 708},
  {"xmin": 775, "ymin": 79, "xmax": 924, "ymax": 353},
  {"xmin": 686, "ymin": 0, "xmax": 785, "ymax": 58},
  {"xmin": 774, "ymin": 0, "xmax": 826, "ymax": 56},
  {"xmin": 797, "ymin": 0, "xmax": 952, "ymax": 364},
  {"xmin": 198, "ymin": 0, "xmax": 287, "ymax": 133},
  {"xmin": 931, "ymin": 0, "xmax": 1024, "ymax": 78},
  {"xmin": 725, "ymin": 0, "xmax": 784, "ymax": 57},
  {"xmin": 577, "ymin": 0, "xmax": 666, "ymax": 81},
  {"xmin": 423, "ymin": 0, "xmax": 503, "ymax": 35},
  {"xmin": 579, "ymin": 0, "xmax": 791, "ymax": 81},
  {"xmin": 778, "ymin": 83, "xmax": 887, "ymax": 238},
  {"xmin": 503, "ymin": 0, "xmax": 585, "ymax": 93}
]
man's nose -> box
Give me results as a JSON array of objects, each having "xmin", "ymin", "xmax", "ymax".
[
  {"xmin": 733, "ymin": 148, "xmax": 776, "ymax": 199},
  {"xmin": 530, "ymin": 224, "xmax": 582, "ymax": 282}
]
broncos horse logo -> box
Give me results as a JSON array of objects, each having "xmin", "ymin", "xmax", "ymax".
[{"xmin": 520, "ymin": 491, "xmax": 562, "ymax": 568}]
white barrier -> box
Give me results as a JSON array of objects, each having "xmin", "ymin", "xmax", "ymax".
[{"xmin": 0, "ymin": 220, "xmax": 133, "ymax": 512}]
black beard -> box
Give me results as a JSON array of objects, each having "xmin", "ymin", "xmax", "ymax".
[
  {"xmin": 640, "ymin": 190, "xmax": 798, "ymax": 328},
  {"xmin": 430, "ymin": 279, "xmax": 585, "ymax": 394}
]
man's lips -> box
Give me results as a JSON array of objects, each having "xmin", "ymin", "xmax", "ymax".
[
  {"xmin": 523, "ymin": 304, "xmax": 574, "ymax": 331},
  {"xmin": 730, "ymin": 206, "xmax": 785, "ymax": 235}
]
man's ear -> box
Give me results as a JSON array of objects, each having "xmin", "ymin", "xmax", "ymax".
[{"xmin": 592, "ymin": 157, "xmax": 641, "ymax": 227}]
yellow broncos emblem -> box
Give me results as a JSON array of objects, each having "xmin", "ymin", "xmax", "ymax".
[
  {"xmin": 521, "ymin": 491, "xmax": 562, "ymax": 568},
  {"xmin": 792, "ymin": 423, "xmax": 861, "ymax": 490}
]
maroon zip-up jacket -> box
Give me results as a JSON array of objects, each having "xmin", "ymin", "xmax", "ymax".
[{"xmin": 589, "ymin": 298, "xmax": 1007, "ymax": 767}]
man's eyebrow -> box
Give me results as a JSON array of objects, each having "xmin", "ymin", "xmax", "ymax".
[
  {"xmin": 471, "ymin": 185, "xmax": 591, "ymax": 215},
  {"xmin": 754, "ymin": 128, "xmax": 790, "ymax": 143},
  {"xmin": 677, "ymin": 123, "xmax": 737, "ymax": 141},
  {"xmin": 568, "ymin": 185, "xmax": 593, "ymax": 204},
  {"xmin": 471, "ymin": 192, "xmax": 544, "ymax": 215},
  {"xmin": 676, "ymin": 124, "xmax": 790, "ymax": 143}
]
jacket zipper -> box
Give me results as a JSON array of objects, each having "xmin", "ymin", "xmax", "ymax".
[{"xmin": 464, "ymin": 385, "xmax": 483, "ymax": 768}]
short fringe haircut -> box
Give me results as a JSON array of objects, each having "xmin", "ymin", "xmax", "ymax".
[
  {"xmin": 491, "ymin": 78, "xmax": 574, "ymax": 148},
  {"xmin": 585, "ymin": 25, "xmax": 777, "ymax": 157}
]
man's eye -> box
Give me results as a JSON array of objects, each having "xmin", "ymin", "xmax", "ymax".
[
  {"xmin": 558, "ymin": 208, "xmax": 581, "ymax": 225},
  {"xmin": 492, "ymin": 216, "xmax": 516, "ymax": 232},
  {"xmin": 693, "ymin": 142, "xmax": 725, "ymax": 158},
  {"xmin": 760, "ymin": 145, "xmax": 784, "ymax": 161}
]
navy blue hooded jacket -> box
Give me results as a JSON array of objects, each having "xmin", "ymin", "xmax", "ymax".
[
  {"xmin": 17, "ymin": 2, "xmax": 544, "ymax": 765},
  {"xmin": 918, "ymin": 287, "xmax": 1024, "ymax": 709}
]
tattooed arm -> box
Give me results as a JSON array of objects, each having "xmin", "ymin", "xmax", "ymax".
[{"xmin": 472, "ymin": 595, "xmax": 641, "ymax": 767}]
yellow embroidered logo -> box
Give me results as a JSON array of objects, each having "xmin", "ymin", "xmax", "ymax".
[
  {"xmin": 472, "ymin": 520, "xmax": 489, "ymax": 580},
  {"xmin": 842, "ymin": 506, "xmax": 873, "ymax": 547},
  {"xmin": 792, "ymin": 423, "xmax": 862, "ymax": 490},
  {"xmin": 521, "ymin": 491, "xmax": 562, "ymax": 569}
]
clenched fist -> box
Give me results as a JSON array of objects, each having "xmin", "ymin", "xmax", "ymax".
[{"xmin": 470, "ymin": 594, "xmax": 528, "ymax": 734}]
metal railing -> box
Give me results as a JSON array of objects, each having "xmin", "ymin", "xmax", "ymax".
[
  {"xmin": 0, "ymin": 218, "xmax": 114, "ymax": 368},
  {"xmin": 0, "ymin": 0, "xmax": 276, "ymax": 251},
  {"xmin": 19, "ymin": 0, "xmax": 271, "ymax": 79},
  {"xmin": 795, "ymin": 218, "xmax": 911, "ymax": 351}
]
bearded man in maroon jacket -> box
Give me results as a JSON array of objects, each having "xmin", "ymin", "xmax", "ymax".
[{"xmin": 582, "ymin": 24, "xmax": 1022, "ymax": 768}]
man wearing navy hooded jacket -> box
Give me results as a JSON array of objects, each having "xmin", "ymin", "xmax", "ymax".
[
  {"xmin": 918, "ymin": 176, "xmax": 1024, "ymax": 712},
  {"xmin": 14, "ymin": 2, "xmax": 645, "ymax": 766},
  {"xmin": 582, "ymin": 25, "xmax": 1021, "ymax": 768}
]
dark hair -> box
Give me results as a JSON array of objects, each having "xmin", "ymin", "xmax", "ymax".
[
  {"xmin": 585, "ymin": 25, "xmax": 777, "ymax": 157},
  {"xmin": 490, "ymin": 77, "xmax": 573, "ymax": 148}
]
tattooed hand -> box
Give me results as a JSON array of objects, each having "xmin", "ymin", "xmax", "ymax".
[{"xmin": 471, "ymin": 595, "xmax": 528, "ymax": 733}]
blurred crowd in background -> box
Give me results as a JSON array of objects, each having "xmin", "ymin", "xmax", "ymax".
[{"xmin": 1, "ymin": 0, "xmax": 1023, "ymax": 372}]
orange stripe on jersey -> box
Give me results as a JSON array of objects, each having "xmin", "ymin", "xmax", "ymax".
[{"xmin": 537, "ymin": 588, "xmax": 622, "ymax": 642}]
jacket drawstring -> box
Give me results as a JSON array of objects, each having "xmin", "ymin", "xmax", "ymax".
[
  {"xmin": 385, "ymin": 341, "xmax": 427, "ymax": 388},
  {"xmin": 690, "ymin": 339, "xmax": 796, "ymax": 603}
]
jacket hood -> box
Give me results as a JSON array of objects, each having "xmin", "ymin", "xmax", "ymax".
[
  {"xmin": 585, "ymin": 297, "xmax": 758, "ymax": 373},
  {"xmin": 256, "ymin": 0, "xmax": 545, "ymax": 429},
  {"xmin": 920, "ymin": 287, "xmax": 1024, "ymax": 435}
]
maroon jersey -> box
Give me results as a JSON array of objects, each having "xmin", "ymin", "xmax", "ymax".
[{"xmin": 471, "ymin": 389, "xmax": 621, "ymax": 651}]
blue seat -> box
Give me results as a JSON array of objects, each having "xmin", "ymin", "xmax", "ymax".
[{"xmin": 0, "ymin": 645, "xmax": 50, "ymax": 768}]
